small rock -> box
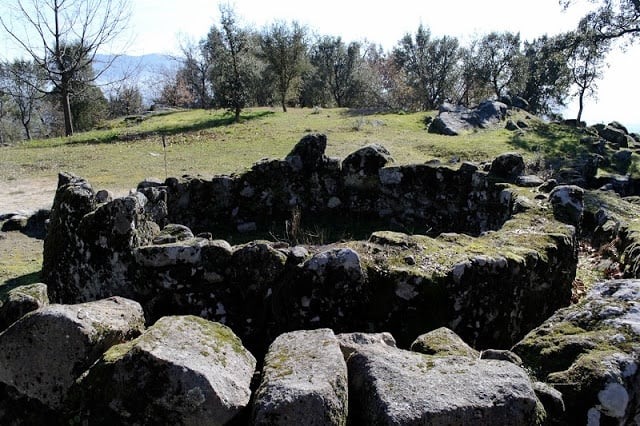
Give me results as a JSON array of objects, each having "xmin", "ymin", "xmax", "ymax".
[
  {"xmin": 533, "ymin": 382, "xmax": 565, "ymax": 423},
  {"xmin": 516, "ymin": 175, "xmax": 545, "ymax": 187},
  {"xmin": 481, "ymin": 349, "xmax": 522, "ymax": 365},
  {"xmin": 0, "ymin": 283, "xmax": 49, "ymax": 331},
  {"xmin": 411, "ymin": 327, "xmax": 479, "ymax": 358},
  {"xmin": 1, "ymin": 215, "xmax": 28, "ymax": 232},
  {"xmin": 95, "ymin": 189, "xmax": 113, "ymax": 204},
  {"xmin": 506, "ymin": 120, "xmax": 520, "ymax": 131},
  {"xmin": 538, "ymin": 179, "xmax": 558, "ymax": 193},
  {"xmin": 336, "ymin": 332, "xmax": 397, "ymax": 359},
  {"xmin": 152, "ymin": 223, "xmax": 194, "ymax": 245}
]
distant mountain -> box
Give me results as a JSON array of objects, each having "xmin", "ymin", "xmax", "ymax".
[{"xmin": 93, "ymin": 53, "xmax": 176, "ymax": 104}]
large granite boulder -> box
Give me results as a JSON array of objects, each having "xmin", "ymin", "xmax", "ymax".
[
  {"xmin": 597, "ymin": 124, "xmax": 631, "ymax": 148},
  {"xmin": 0, "ymin": 297, "xmax": 144, "ymax": 410},
  {"xmin": 428, "ymin": 111, "xmax": 472, "ymax": 136},
  {"xmin": 0, "ymin": 283, "xmax": 49, "ymax": 331},
  {"xmin": 252, "ymin": 329, "xmax": 348, "ymax": 425},
  {"xmin": 69, "ymin": 316, "xmax": 256, "ymax": 425},
  {"xmin": 428, "ymin": 101, "xmax": 508, "ymax": 136},
  {"xmin": 513, "ymin": 279, "xmax": 640, "ymax": 425},
  {"xmin": 348, "ymin": 344, "xmax": 544, "ymax": 424}
]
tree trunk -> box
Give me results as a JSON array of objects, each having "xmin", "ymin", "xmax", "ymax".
[
  {"xmin": 23, "ymin": 123, "xmax": 31, "ymax": 140},
  {"xmin": 61, "ymin": 90, "xmax": 74, "ymax": 136},
  {"xmin": 234, "ymin": 105, "xmax": 241, "ymax": 123},
  {"xmin": 576, "ymin": 87, "xmax": 585, "ymax": 125},
  {"xmin": 281, "ymin": 92, "xmax": 287, "ymax": 112}
]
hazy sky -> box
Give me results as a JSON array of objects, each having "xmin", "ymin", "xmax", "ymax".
[{"xmin": 2, "ymin": 0, "xmax": 639, "ymax": 130}]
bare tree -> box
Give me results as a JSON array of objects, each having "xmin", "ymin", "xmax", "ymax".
[
  {"xmin": 1, "ymin": 0, "xmax": 131, "ymax": 136},
  {"xmin": 178, "ymin": 38, "xmax": 213, "ymax": 109},
  {"xmin": 0, "ymin": 59, "xmax": 47, "ymax": 139}
]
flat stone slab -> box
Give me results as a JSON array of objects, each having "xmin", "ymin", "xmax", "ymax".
[
  {"xmin": 348, "ymin": 345, "xmax": 541, "ymax": 425},
  {"xmin": 253, "ymin": 329, "xmax": 348, "ymax": 425}
]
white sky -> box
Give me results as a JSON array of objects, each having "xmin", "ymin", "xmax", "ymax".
[{"xmin": 2, "ymin": 0, "xmax": 639, "ymax": 130}]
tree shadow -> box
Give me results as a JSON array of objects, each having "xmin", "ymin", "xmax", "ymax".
[
  {"xmin": 66, "ymin": 110, "xmax": 276, "ymax": 145},
  {"xmin": 341, "ymin": 107, "xmax": 399, "ymax": 117},
  {"xmin": 0, "ymin": 271, "xmax": 42, "ymax": 298},
  {"xmin": 506, "ymin": 121, "xmax": 588, "ymax": 169}
]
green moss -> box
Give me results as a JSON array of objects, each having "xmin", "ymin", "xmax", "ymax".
[{"xmin": 103, "ymin": 340, "xmax": 136, "ymax": 363}]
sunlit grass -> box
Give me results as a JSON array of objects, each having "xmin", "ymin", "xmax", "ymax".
[{"xmin": 0, "ymin": 106, "xmax": 601, "ymax": 194}]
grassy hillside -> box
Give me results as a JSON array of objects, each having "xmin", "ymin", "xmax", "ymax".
[{"xmin": 0, "ymin": 107, "xmax": 597, "ymax": 194}]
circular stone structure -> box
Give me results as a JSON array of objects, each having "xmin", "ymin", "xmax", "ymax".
[{"xmin": 43, "ymin": 134, "xmax": 577, "ymax": 353}]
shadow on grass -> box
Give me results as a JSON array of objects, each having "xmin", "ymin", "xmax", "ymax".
[
  {"xmin": 341, "ymin": 107, "xmax": 401, "ymax": 117},
  {"xmin": 506, "ymin": 121, "xmax": 588, "ymax": 167},
  {"xmin": 0, "ymin": 271, "xmax": 42, "ymax": 298},
  {"xmin": 66, "ymin": 110, "xmax": 276, "ymax": 146}
]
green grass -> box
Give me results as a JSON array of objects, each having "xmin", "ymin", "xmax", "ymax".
[{"xmin": 0, "ymin": 107, "xmax": 592, "ymax": 194}]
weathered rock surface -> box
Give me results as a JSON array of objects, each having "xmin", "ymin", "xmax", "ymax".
[
  {"xmin": 69, "ymin": 316, "xmax": 256, "ymax": 425},
  {"xmin": 429, "ymin": 100, "xmax": 508, "ymax": 136},
  {"xmin": 43, "ymin": 174, "xmax": 158, "ymax": 302},
  {"xmin": 550, "ymin": 185, "xmax": 585, "ymax": 226},
  {"xmin": 252, "ymin": 329, "xmax": 348, "ymax": 425},
  {"xmin": 410, "ymin": 327, "xmax": 479, "ymax": 358},
  {"xmin": 0, "ymin": 297, "xmax": 144, "ymax": 410},
  {"xmin": 336, "ymin": 332, "xmax": 397, "ymax": 359},
  {"xmin": 513, "ymin": 279, "xmax": 640, "ymax": 425},
  {"xmin": 490, "ymin": 152, "xmax": 525, "ymax": 180},
  {"xmin": 0, "ymin": 283, "xmax": 49, "ymax": 331},
  {"xmin": 348, "ymin": 344, "xmax": 543, "ymax": 425}
]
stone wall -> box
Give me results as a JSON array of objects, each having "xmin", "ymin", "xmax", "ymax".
[
  {"xmin": 42, "ymin": 134, "xmax": 577, "ymax": 353},
  {"xmin": 143, "ymin": 134, "xmax": 511, "ymax": 236}
]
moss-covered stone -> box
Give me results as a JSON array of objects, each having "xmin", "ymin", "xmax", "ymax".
[
  {"xmin": 411, "ymin": 327, "xmax": 479, "ymax": 358},
  {"xmin": 512, "ymin": 279, "xmax": 640, "ymax": 424},
  {"xmin": 69, "ymin": 316, "xmax": 256, "ymax": 425}
]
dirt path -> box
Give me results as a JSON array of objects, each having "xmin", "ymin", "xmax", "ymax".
[{"xmin": 0, "ymin": 177, "xmax": 58, "ymax": 215}]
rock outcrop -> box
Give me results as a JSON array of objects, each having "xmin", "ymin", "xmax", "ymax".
[
  {"xmin": 69, "ymin": 315, "xmax": 256, "ymax": 425},
  {"xmin": 428, "ymin": 100, "xmax": 508, "ymax": 136},
  {"xmin": 513, "ymin": 279, "xmax": 640, "ymax": 424}
]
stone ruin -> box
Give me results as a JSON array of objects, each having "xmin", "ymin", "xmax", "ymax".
[
  {"xmin": 41, "ymin": 134, "xmax": 575, "ymax": 352},
  {"xmin": 3, "ymin": 133, "xmax": 640, "ymax": 424}
]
